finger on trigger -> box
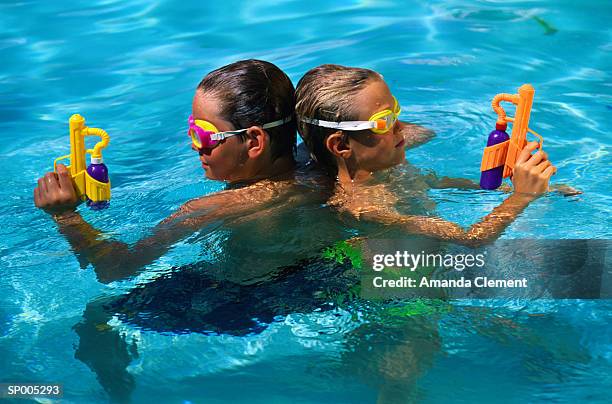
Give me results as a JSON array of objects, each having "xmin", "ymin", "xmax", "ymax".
[
  {"xmin": 516, "ymin": 141, "xmax": 540, "ymax": 165},
  {"xmin": 525, "ymin": 150, "xmax": 546, "ymax": 167}
]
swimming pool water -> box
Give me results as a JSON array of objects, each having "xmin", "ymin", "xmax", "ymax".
[{"xmin": 1, "ymin": 0, "xmax": 610, "ymax": 403}]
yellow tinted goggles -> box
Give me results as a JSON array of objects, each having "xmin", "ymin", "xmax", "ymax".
[{"xmin": 300, "ymin": 96, "xmax": 401, "ymax": 134}]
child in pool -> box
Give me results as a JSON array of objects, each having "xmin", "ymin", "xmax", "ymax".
[
  {"xmin": 295, "ymin": 64, "xmax": 568, "ymax": 245},
  {"xmin": 33, "ymin": 59, "xmax": 305, "ymax": 283},
  {"xmin": 34, "ymin": 60, "xmax": 434, "ymax": 283}
]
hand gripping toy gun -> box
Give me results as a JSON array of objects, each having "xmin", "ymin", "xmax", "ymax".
[
  {"xmin": 479, "ymin": 84, "xmax": 544, "ymax": 189},
  {"xmin": 53, "ymin": 114, "xmax": 111, "ymax": 209}
]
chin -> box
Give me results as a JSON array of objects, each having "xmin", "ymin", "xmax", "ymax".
[
  {"xmin": 203, "ymin": 170, "xmax": 218, "ymax": 181},
  {"xmin": 394, "ymin": 150, "xmax": 406, "ymax": 164},
  {"xmin": 382, "ymin": 155, "xmax": 404, "ymax": 169}
]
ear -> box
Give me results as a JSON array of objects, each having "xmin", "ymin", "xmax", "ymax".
[
  {"xmin": 245, "ymin": 126, "xmax": 268, "ymax": 158},
  {"xmin": 325, "ymin": 131, "xmax": 352, "ymax": 159}
]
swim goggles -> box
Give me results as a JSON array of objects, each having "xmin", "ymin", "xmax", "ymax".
[
  {"xmin": 300, "ymin": 96, "xmax": 401, "ymax": 134},
  {"xmin": 188, "ymin": 115, "xmax": 292, "ymax": 149}
]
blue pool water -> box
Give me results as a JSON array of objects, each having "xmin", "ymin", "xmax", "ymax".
[{"xmin": 1, "ymin": 0, "xmax": 611, "ymax": 403}]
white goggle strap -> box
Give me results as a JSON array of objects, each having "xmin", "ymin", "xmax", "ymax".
[
  {"xmin": 300, "ymin": 116, "xmax": 376, "ymax": 131},
  {"xmin": 209, "ymin": 115, "xmax": 292, "ymax": 141},
  {"xmin": 209, "ymin": 129, "xmax": 247, "ymax": 141},
  {"xmin": 262, "ymin": 115, "xmax": 292, "ymax": 129}
]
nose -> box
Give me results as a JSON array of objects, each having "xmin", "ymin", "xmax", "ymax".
[
  {"xmin": 191, "ymin": 144, "xmax": 207, "ymax": 155},
  {"xmin": 196, "ymin": 146, "xmax": 214, "ymax": 157},
  {"xmin": 393, "ymin": 121, "xmax": 402, "ymax": 136}
]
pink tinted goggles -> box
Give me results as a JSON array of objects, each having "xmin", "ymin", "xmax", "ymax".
[{"xmin": 187, "ymin": 115, "xmax": 292, "ymax": 149}]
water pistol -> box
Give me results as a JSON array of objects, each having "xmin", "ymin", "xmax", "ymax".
[
  {"xmin": 479, "ymin": 84, "xmax": 544, "ymax": 189},
  {"xmin": 53, "ymin": 114, "xmax": 111, "ymax": 209}
]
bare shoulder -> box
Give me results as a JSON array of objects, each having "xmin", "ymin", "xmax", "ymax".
[
  {"xmin": 398, "ymin": 121, "xmax": 435, "ymax": 150},
  {"xmin": 159, "ymin": 179, "xmax": 298, "ymax": 227},
  {"xmin": 187, "ymin": 179, "xmax": 296, "ymax": 210}
]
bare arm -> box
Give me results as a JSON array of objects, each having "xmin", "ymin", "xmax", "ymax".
[
  {"xmin": 356, "ymin": 192, "xmax": 535, "ymax": 247},
  {"xmin": 51, "ymin": 194, "xmax": 234, "ymax": 283},
  {"xmin": 335, "ymin": 182, "xmax": 535, "ymax": 247},
  {"xmin": 423, "ymin": 174, "xmax": 581, "ymax": 196},
  {"xmin": 423, "ymin": 174, "xmax": 481, "ymax": 190},
  {"xmin": 336, "ymin": 142, "xmax": 557, "ymax": 247},
  {"xmin": 35, "ymin": 165, "xmax": 284, "ymax": 283}
]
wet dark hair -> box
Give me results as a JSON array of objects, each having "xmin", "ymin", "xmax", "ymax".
[{"xmin": 197, "ymin": 59, "xmax": 296, "ymax": 161}]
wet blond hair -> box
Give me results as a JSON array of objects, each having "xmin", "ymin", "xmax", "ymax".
[{"xmin": 295, "ymin": 64, "xmax": 382, "ymax": 171}]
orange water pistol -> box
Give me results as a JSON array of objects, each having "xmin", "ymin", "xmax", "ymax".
[{"xmin": 479, "ymin": 84, "xmax": 544, "ymax": 189}]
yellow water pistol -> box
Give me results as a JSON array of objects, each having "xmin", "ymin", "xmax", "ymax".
[{"xmin": 53, "ymin": 114, "xmax": 111, "ymax": 208}]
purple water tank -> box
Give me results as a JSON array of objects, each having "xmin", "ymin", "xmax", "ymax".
[
  {"xmin": 480, "ymin": 123, "xmax": 510, "ymax": 190},
  {"xmin": 86, "ymin": 157, "xmax": 110, "ymax": 209}
]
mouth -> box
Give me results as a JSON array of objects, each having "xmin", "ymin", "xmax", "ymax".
[
  {"xmin": 201, "ymin": 161, "xmax": 209, "ymax": 169},
  {"xmin": 395, "ymin": 138, "xmax": 405, "ymax": 148}
]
